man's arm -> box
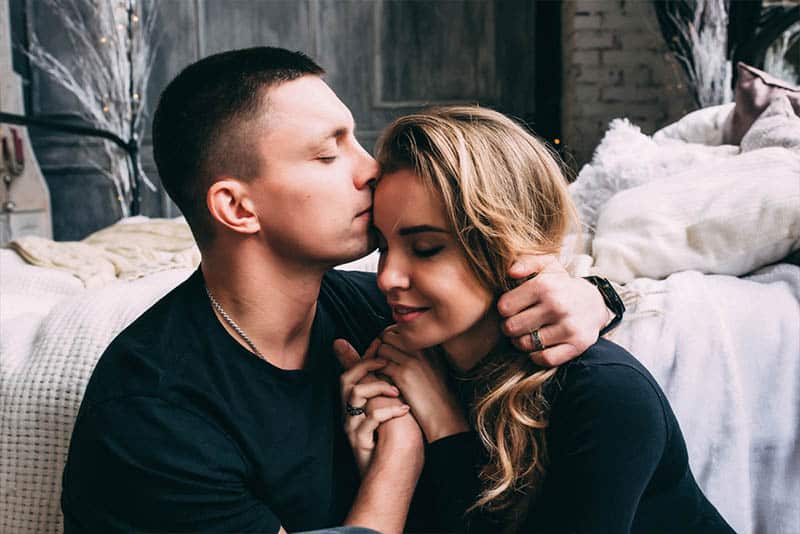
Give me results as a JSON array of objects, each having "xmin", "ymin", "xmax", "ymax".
[
  {"xmin": 334, "ymin": 339, "xmax": 426, "ymax": 534},
  {"xmin": 344, "ymin": 405, "xmax": 424, "ymax": 533}
]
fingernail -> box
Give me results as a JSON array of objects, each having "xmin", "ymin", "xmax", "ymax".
[
  {"xmin": 391, "ymin": 387, "xmax": 399, "ymax": 395},
  {"xmin": 402, "ymin": 405, "xmax": 410, "ymax": 411}
]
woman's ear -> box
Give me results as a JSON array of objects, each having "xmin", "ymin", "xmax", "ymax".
[{"xmin": 206, "ymin": 179, "xmax": 260, "ymax": 235}]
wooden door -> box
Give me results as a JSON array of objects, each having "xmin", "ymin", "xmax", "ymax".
[{"xmin": 13, "ymin": 0, "xmax": 556, "ymax": 238}]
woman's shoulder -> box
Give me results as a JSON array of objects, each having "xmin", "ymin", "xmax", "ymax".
[
  {"xmin": 563, "ymin": 338, "xmax": 656, "ymax": 387},
  {"xmin": 551, "ymin": 338, "xmax": 669, "ymax": 426}
]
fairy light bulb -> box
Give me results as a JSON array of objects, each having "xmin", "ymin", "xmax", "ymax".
[{"xmin": 99, "ymin": 36, "xmax": 108, "ymax": 44}]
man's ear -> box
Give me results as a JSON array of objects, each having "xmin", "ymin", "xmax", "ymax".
[{"xmin": 206, "ymin": 179, "xmax": 260, "ymax": 236}]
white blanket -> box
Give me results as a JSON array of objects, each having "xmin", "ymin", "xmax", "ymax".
[
  {"xmin": 2, "ymin": 248, "xmax": 799, "ymax": 533},
  {"xmin": 611, "ymin": 263, "xmax": 800, "ymax": 533},
  {"xmin": 0, "ymin": 250, "xmax": 194, "ymax": 534}
]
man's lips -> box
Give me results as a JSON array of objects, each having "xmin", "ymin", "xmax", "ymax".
[{"xmin": 391, "ymin": 304, "xmax": 430, "ymax": 324}]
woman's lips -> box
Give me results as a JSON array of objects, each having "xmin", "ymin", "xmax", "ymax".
[{"xmin": 391, "ymin": 305, "xmax": 429, "ymax": 324}]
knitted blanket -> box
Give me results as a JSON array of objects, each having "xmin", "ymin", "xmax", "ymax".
[{"xmin": 7, "ymin": 217, "xmax": 200, "ymax": 288}]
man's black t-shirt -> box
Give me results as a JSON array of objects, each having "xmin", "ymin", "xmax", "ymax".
[{"xmin": 61, "ymin": 268, "xmax": 390, "ymax": 533}]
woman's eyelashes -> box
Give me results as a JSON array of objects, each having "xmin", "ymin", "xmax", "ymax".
[
  {"xmin": 317, "ymin": 155, "xmax": 337, "ymax": 163},
  {"xmin": 412, "ymin": 244, "xmax": 444, "ymax": 258}
]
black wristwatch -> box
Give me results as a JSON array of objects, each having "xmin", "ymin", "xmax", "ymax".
[{"xmin": 583, "ymin": 276, "xmax": 625, "ymax": 336}]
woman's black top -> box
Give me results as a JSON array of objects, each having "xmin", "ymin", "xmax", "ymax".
[{"xmin": 408, "ymin": 338, "xmax": 735, "ymax": 533}]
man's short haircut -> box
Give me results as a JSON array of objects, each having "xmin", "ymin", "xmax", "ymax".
[{"xmin": 152, "ymin": 47, "xmax": 325, "ymax": 248}]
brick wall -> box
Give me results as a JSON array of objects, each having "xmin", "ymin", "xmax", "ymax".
[{"xmin": 561, "ymin": 0, "xmax": 695, "ymax": 169}]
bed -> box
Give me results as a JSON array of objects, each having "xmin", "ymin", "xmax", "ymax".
[{"xmin": 1, "ymin": 99, "xmax": 798, "ymax": 534}]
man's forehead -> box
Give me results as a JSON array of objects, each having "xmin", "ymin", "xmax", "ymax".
[{"xmin": 265, "ymin": 77, "xmax": 354, "ymax": 137}]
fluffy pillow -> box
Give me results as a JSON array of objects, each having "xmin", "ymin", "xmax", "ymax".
[
  {"xmin": 569, "ymin": 119, "xmax": 738, "ymax": 235},
  {"xmin": 722, "ymin": 62, "xmax": 800, "ymax": 145},
  {"xmin": 740, "ymin": 95, "xmax": 800, "ymax": 152},
  {"xmin": 591, "ymin": 147, "xmax": 800, "ymax": 282},
  {"xmin": 653, "ymin": 103, "xmax": 735, "ymax": 145}
]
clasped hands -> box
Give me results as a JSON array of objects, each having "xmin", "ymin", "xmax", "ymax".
[{"xmin": 335, "ymin": 254, "xmax": 609, "ymax": 474}]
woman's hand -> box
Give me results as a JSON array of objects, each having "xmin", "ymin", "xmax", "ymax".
[
  {"xmin": 377, "ymin": 327, "xmax": 469, "ymax": 443},
  {"xmin": 336, "ymin": 338, "xmax": 414, "ymax": 475}
]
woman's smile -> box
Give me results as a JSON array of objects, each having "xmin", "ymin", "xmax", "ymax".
[{"xmin": 391, "ymin": 304, "xmax": 430, "ymax": 324}]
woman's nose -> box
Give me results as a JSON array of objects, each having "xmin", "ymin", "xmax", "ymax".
[{"xmin": 377, "ymin": 252, "xmax": 410, "ymax": 294}]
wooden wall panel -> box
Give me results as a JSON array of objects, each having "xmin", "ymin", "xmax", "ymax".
[
  {"xmin": 142, "ymin": 0, "xmax": 201, "ymax": 218},
  {"xmin": 201, "ymin": 0, "xmax": 313, "ymax": 56},
  {"xmin": 313, "ymin": 0, "xmax": 383, "ymax": 150},
  {"xmin": 12, "ymin": 0, "xmax": 553, "ymax": 239},
  {"xmin": 377, "ymin": 0, "xmax": 496, "ymax": 105}
]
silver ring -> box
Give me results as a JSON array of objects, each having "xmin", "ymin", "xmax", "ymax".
[
  {"xmin": 530, "ymin": 329, "xmax": 545, "ymax": 352},
  {"xmin": 345, "ymin": 402, "xmax": 366, "ymax": 416}
]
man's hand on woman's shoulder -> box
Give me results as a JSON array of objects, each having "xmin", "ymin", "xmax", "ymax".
[{"xmin": 497, "ymin": 254, "xmax": 611, "ymax": 367}]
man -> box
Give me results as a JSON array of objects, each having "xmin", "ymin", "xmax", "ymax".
[{"xmin": 61, "ymin": 47, "xmax": 618, "ymax": 533}]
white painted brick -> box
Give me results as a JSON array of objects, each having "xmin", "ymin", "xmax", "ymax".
[
  {"xmin": 572, "ymin": 50, "xmax": 601, "ymax": 66},
  {"xmin": 601, "ymin": 49, "xmax": 649, "ymax": 66},
  {"xmin": 563, "ymin": 0, "xmax": 694, "ymax": 167},
  {"xmin": 615, "ymin": 30, "xmax": 664, "ymax": 50},
  {"xmin": 601, "ymin": 86, "xmax": 662, "ymax": 103},
  {"xmin": 575, "ymin": 83, "xmax": 602, "ymax": 102},
  {"xmin": 576, "ymin": 65, "xmax": 625, "ymax": 86},
  {"xmin": 574, "ymin": 13, "xmax": 603, "ymax": 30},
  {"xmin": 573, "ymin": 101, "xmax": 663, "ymax": 119},
  {"xmin": 573, "ymin": 0, "xmax": 606, "ymax": 15},
  {"xmin": 576, "ymin": 30, "xmax": 616, "ymax": 49},
  {"xmin": 626, "ymin": 65, "xmax": 654, "ymax": 85}
]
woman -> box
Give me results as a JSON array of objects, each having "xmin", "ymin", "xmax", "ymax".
[{"xmin": 341, "ymin": 107, "xmax": 734, "ymax": 533}]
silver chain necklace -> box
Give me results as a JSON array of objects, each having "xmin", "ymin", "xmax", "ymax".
[{"xmin": 205, "ymin": 285, "xmax": 264, "ymax": 359}]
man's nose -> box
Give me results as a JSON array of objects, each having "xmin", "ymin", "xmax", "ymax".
[{"xmin": 354, "ymin": 142, "xmax": 379, "ymax": 191}]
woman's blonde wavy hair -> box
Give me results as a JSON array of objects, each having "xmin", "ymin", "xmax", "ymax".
[{"xmin": 375, "ymin": 106, "xmax": 579, "ymax": 518}]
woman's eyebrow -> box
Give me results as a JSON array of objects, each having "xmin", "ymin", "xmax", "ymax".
[{"xmin": 398, "ymin": 225, "xmax": 448, "ymax": 236}]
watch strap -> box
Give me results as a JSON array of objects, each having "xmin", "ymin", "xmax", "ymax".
[{"xmin": 583, "ymin": 276, "xmax": 625, "ymax": 336}]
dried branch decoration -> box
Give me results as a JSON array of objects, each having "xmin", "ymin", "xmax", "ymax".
[{"xmin": 24, "ymin": 0, "xmax": 159, "ymax": 215}]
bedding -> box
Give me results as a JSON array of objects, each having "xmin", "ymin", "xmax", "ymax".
[
  {"xmin": 740, "ymin": 94, "xmax": 800, "ymax": 152},
  {"xmin": 568, "ymin": 119, "xmax": 739, "ymax": 236},
  {"xmin": 723, "ymin": 61, "xmax": 800, "ymax": 145},
  {"xmin": 2, "ymin": 105, "xmax": 799, "ymax": 534},
  {"xmin": 591, "ymin": 146, "xmax": 800, "ymax": 282}
]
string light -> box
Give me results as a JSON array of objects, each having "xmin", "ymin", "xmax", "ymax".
[
  {"xmin": 554, "ymin": 138, "xmax": 561, "ymax": 145},
  {"xmin": 132, "ymin": 15, "xmax": 139, "ymax": 23},
  {"xmin": 132, "ymin": 92, "xmax": 140, "ymax": 101},
  {"xmin": 99, "ymin": 36, "xmax": 108, "ymax": 44}
]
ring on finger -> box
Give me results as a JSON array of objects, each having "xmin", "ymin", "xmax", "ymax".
[
  {"xmin": 530, "ymin": 329, "xmax": 545, "ymax": 352},
  {"xmin": 345, "ymin": 402, "xmax": 366, "ymax": 416}
]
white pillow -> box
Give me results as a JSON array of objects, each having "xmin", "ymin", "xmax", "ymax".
[
  {"xmin": 740, "ymin": 95, "xmax": 800, "ymax": 153},
  {"xmin": 591, "ymin": 147, "xmax": 800, "ymax": 282},
  {"xmin": 653, "ymin": 103, "xmax": 736, "ymax": 145},
  {"xmin": 569, "ymin": 119, "xmax": 739, "ymax": 235}
]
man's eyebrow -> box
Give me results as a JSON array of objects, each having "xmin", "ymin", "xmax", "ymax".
[
  {"xmin": 398, "ymin": 225, "xmax": 449, "ymax": 236},
  {"xmin": 309, "ymin": 125, "xmax": 352, "ymax": 150}
]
